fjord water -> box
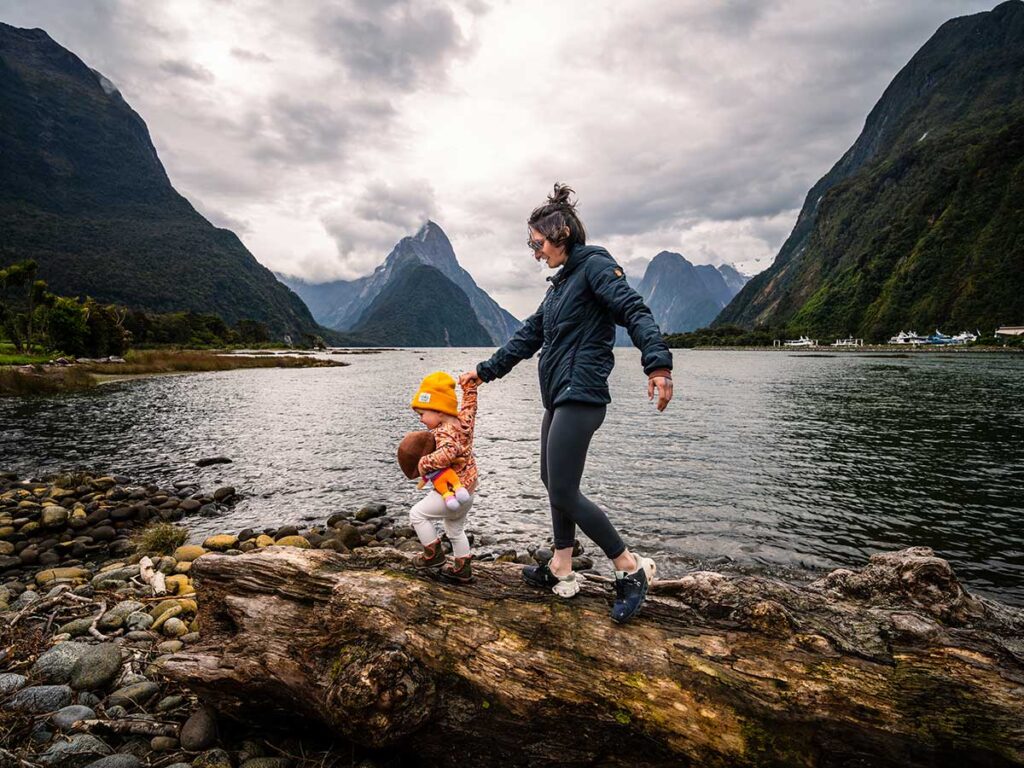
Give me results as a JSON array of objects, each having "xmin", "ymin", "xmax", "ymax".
[{"xmin": 2, "ymin": 349, "xmax": 1022, "ymax": 605}]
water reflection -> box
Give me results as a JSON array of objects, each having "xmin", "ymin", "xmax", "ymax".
[{"xmin": 1, "ymin": 349, "xmax": 1022, "ymax": 605}]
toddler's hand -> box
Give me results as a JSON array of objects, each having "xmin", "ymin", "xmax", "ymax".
[{"xmin": 459, "ymin": 370, "xmax": 481, "ymax": 388}]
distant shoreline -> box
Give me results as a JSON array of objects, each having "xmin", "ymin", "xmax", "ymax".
[{"xmin": 670, "ymin": 345, "xmax": 1022, "ymax": 353}]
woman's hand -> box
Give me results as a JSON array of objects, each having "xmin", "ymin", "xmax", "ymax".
[
  {"xmin": 459, "ymin": 370, "xmax": 482, "ymax": 388},
  {"xmin": 648, "ymin": 375, "xmax": 673, "ymax": 411}
]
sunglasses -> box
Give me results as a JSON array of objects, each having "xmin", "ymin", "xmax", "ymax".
[{"xmin": 527, "ymin": 236, "xmax": 546, "ymax": 252}]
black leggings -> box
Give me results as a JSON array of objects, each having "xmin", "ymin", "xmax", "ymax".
[{"xmin": 540, "ymin": 403, "xmax": 626, "ymax": 559}]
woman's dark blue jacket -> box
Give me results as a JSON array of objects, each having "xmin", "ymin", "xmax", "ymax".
[{"xmin": 476, "ymin": 244, "xmax": 673, "ymax": 410}]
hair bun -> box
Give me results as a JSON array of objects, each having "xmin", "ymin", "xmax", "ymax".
[{"xmin": 547, "ymin": 183, "xmax": 576, "ymax": 210}]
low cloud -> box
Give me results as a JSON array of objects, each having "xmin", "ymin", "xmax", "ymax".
[{"xmin": 158, "ymin": 58, "xmax": 214, "ymax": 82}]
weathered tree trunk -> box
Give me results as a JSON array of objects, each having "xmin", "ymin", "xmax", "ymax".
[{"xmin": 159, "ymin": 546, "xmax": 1024, "ymax": 767}]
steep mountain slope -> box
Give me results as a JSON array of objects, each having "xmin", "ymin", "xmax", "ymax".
[
  {"xmin": 716, "ymin": 1, "xmax": 1024, "ymax": 337},
  {"xmin": 281, "ymin": 222, "xmax": 520, "ymax": 343},
  {"xmin": 350, "ymin": 263, "xmax": 492, "ymax": 347},
  {"xmin": 0, "ymin": 23, "xmax": 321, "ymax": 339}
]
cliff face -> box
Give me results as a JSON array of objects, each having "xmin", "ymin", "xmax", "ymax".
[
  {"xmin": 716, "ymin": 1, "xmax": 1024, "ymax": 337},
  {"xmin": 0, "ymin": 23, "xmax": 322, "ymax": 339}
]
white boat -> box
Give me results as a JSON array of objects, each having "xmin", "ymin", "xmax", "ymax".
[
  {"xmin": 783, "ymin": 336, "xmax": 817, "ymax": 347},
  {"xmin": 831, "ymin": 337, "xmax": 863, "ymax": 347},
  {"xmin": 888, "ymin": 330, "xmax": 926, "ymax": 345},
  {"xmin": 950, "ymin": 330, "xmax": 979, "ymax": 344}
]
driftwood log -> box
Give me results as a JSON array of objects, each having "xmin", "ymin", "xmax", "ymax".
[{"xmin": 160, "ymin": 546, "xmax": 1024, "ymax": 767}]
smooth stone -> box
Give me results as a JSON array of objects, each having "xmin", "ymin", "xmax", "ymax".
[
  {"xmin": 334, "ymin": 524, "xmax": 361, "ymax": 549},
  {"xmin": 274, "ymin": 535, "xmax": 309, "ymax": 548},
  {"xmin": 36, "ymin": 567, "xmax": 91, "ymax": 586},
  {"xmin": 37, "ymin": 734, "xmax": 111, "ymax": 766},
  {"xmin": 179, "ymin": 499, "xmax": 202, "ymax": 512},
  {"xmin": 81, "ymin": 755, "xmax": 141, "ymax": 768},
  {"xmin": 70, "ymin": 643, "xmax": 122, "ymax": 690},
  {"xmin": 78, "ymin": 692, "xmax": 102, "ymax": 707},
  {"xmin": 354, "ymin": 503, "xmax": 386, "ymax": 521},
  {"xmin": 172, "ymin": 545, "xmax": 206, "ymax": 562},
  {"xmin": 7, "ymin": 684, "xmax": 73, "ymax": 713},
  {"xmin": 155, "ymin": 694, "xmax": 185, "ymax": 712},
  {"xmin": 52, "ymin": 704, "xmax": 96, "ymax": 730},
  {"xmin": 107, "ymin": 681, "xmax": 160, "ymax": 710},
  {"xmin": 0, "ymin": 672, "xmax": 28, "ymax": 693},
  {"xmin": 31, "ymin": 642, "xmax": 91, "ymax": 684},
  {"xmin": 202, "ymin": 534, "xmax": 237, "ymax": 551},
  {"xmin": 42, "ymin": 506, "xmax": 70, "ymax": 527},
  {"xmin": 193, "ymin": 748, "xmax": 231, "ymax": 768},
  {"xmin": 213, "ymin": 486, "xmax": 235, "ymax": 502},
  {"xmin": 165, "ymin": 574, "xmax": 192, "ymax": 594},
  {"xmin": 180, "ymin": 631, "xmax": 200, "ymax": 644},
  {"xmin": 125, "ymin": 612, "xmax": 154, "ymax": 631},
  {"xmin": 254, "ymin": 534, "xmax": 274, "ymax": 548},
  {"xmin": 156, "ymin": 640, "xmax": 183, "ymax": 653},
  {"xmin": 180, "ymin": 706, "xmax": 218, "ymax": 751},
  {"xmin": 99, "ymin": 600, "xmax": 145, "ymax": 631},
  {"xmin": 240, "ymin": 759, "xmax": 292, "ymax": 768},
  {"xmin": 150, "ymin": 736, "xmax": 179, "ymax": 751}
]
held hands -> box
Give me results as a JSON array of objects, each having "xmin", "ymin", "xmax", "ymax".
[
  {"xmin": 458, "ymin": 370, "xmax": 482, "ymax": 388},
  {"xmin": 648, "ymin": 375, "xmax": 673, "ymax": 412}
]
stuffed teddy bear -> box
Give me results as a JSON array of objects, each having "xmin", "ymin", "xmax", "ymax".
[{"xmin": 397, "ymin": 430, "xmax": 471, "ymax": 511}]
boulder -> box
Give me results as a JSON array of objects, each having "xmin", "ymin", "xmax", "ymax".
[
  {"xmin": 31, "ymin": 643, "xmax": 91, "ymax": 684},
  {"xmin": 70, "ymin": 643, "xmax": 122, "ymax": 691}
]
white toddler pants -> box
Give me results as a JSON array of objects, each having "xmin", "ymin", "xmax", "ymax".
[{"xmin": 409, "ymin": 490, "xmax": 474, "ymax": 557}]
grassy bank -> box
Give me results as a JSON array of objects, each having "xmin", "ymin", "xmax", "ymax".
[{"xmin": 0, "ymin": 349, "xmax": 346, "ymax": 397}]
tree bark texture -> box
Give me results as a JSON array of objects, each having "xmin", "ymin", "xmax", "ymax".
[{"xmin": 158, "ymin": 546, "xmax": 1024, "ymax": 767}]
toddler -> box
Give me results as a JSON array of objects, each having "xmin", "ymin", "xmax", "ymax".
[{"xmin": 409, "ymin": 371, "xmax": 478, "ymax": 583}]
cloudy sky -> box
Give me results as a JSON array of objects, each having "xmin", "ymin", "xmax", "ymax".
[{"xmin": 0, "ymin": 0, "xmax": 998, "ymax": 318}]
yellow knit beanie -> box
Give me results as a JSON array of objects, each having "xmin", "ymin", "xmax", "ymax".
[{"xmin": 410, "ymin": 371, "xmax": 458, "ymax": 416}]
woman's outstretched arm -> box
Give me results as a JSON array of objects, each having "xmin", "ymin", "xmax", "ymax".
[{"xmin": 472, "ymin": 300, "xmax": 545, "ymax": 384}]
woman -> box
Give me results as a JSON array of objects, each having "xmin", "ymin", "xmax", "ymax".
[{"xmin": 459, "ymin": 184, "xmax": 673, "ymax": 623}]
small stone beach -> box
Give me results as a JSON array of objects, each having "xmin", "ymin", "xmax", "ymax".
[{"xmin": 0, "ymin": 469, "xmax": 567, "ymax": 768}]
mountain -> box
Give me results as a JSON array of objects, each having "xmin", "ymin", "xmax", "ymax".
[
  {"xmin": 281, "ymin": 222, "xmax": 520, "ymax": 344},
  {"xmin": 0, "ymin": 23, "xmax": 322, "ymax": 340},
  {"xmin": 616, "ymin": 254, "xmax": 749, "ymax": 342},
  {"xmin": 351, "ymin": 263, "xmax": 492, "ymax": 347},
  {"xmin": 715, "ymin": 1, "xmax": 1024, "ymax": 338}
]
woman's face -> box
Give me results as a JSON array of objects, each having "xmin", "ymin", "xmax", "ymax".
[{"xmin": 529, "ymin": 226, "xmax": 568, "ymax": 269}]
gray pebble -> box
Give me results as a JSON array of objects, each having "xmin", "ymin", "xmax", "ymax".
[
  {"xmin": 180, "ymin": 705, "xmax": 218, "ymax": 751},
  {"xmin": 107, "ymin": 681, "xmax": 160, "ymax": 710},
  {"xmin": 31, "ymin": 642, "xmax": 91, "ymax": 684},
  {"xmin": 7, "ymin": 684, "xmax": 73, "ymax": 713},
  {"xmin": 52, "ymin": 704, "xmax": 96, "ymax": 730},
  {"xmin": 70, "ymin": 643, "xmax": 122, "ymax": 690},
  {"xmin": 0, "ymin": 671, "xmax": 27, "ymax": 694},
  {"xmin": 37, "ymin": 733, "xmax": 111, "ymax": 766},
  {"xmin": 82, "ymin": 756, "xmax": 142, "ymax": 768}
]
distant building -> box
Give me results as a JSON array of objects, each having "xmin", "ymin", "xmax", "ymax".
[{"xmin": 995, "ymin": 326, "xmax": 1024, "ymax": 337}]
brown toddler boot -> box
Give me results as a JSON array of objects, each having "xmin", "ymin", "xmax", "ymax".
[
  {"xmin": 440, "ymin": 554, "xmax": 474, "ymax": 584},
  {"xmin": 413, "ymin": 539, "xmax": 445, "ymax": 568}
]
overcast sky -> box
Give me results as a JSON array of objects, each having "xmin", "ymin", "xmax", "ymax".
[{"xmin": 0, "ymin": 0, "xmax": 998, "ymax": 318}]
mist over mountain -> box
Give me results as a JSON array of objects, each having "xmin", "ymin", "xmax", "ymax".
[
  {"xmin": 715, "ymin": 1, "xmax": 1024, "ymax": 337},
  {"xmin": 0, "ymin": 23, "xmax": 323, "ymax": 340}
]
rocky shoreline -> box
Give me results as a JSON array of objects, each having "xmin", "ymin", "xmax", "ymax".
[{"xmin": 0, "ymin": 470, "xmax": 560, "ymax": 768}]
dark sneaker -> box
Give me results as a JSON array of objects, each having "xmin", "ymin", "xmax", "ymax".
[
  {"xmin": 611, "ymin": 555, "xmax": 656, "ymax": 624},
  {"xmin": 522, "ymin": 562, "xmax": 580, "ymax": 598},
  {"xmin": 413, "ymin": 539, "xmax": 445, "ymax": 568},
  {"xmin": 440, "ymin": 555, "xmax": 474, "ymax": 583}
]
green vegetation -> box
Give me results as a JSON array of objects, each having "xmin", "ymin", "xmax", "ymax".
[
  {"xmin": 716, "ymin": 3, "xmax": 1024, "ymax": 338},
  {"xmin": 132, "ymin": 522, "xmax": 189, "ymax": 556},
  {"xmin": 352, "ymin": 263, "xmax": 492, "ymax": 347},
  {"xmin": 664, "ymin": 325, "xmax": 780, "ymax": 348},
  {"xmin": 0, "ymin": 24, "xmax": 327, "ymax": 340}
]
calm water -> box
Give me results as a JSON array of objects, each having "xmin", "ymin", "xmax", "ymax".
[{"xmin": 2, "ymin": 349, "xmax": 1023, "ymax": 605}]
